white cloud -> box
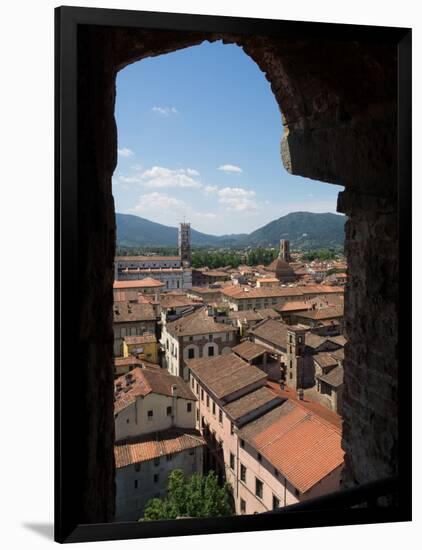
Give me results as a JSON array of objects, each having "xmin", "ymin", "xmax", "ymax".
[
  {"xmin": 218, "ymin": 187, "xmax": 257, "ymax": 212},
  {"xmin": 141, "ymin": 166, "xmax": 202, "ymax": 189},
  {"xmin": 218, "ymin": 164, "xmax": 243, "ymax": 174},
  {"xmin": 116, "ymin": 166, "xmax": 202, "ymax": 189},
  {"xmin": 118, "ymin": 147, "xmax": 134, "ymax": 157},
  {"xmin": 130, "ymin": 192, "xmax": 187, "ymax": 214},
  {"xmin": 204, "ymin": 185, "xmax": 218, "ymax": 194},
  {"xmin": 152, "ymin": 106, "xmax": 179, "ymax": 116}
]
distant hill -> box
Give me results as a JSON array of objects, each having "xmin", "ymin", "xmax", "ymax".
[
  {"xmin": 242, "ymin": 212, "xmax": 346, "ymax": 250},
  {"xmin": 116, "ymin": 211, "xmax": 345, "ymax": 250}
]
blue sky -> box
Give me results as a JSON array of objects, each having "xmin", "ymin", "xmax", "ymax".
[{"xmin": 112, "ymin": 41, "xmax": 343, "ymax": 235}]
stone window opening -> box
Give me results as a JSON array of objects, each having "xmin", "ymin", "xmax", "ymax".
[{"xmin": 75, "ymin": 26, "xmax": 402, "ymax": 523}]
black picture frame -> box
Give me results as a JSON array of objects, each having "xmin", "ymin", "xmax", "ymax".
[{"xmin": 55, "ymin": 5, "xmax": 412, "ymax": 544}]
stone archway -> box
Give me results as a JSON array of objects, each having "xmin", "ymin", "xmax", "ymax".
[{"xmin": 77, "ymin": 25, "xmax": 399, "ymax": 523}]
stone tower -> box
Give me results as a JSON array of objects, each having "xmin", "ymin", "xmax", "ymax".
[
  {"xmin": 280, "ymin": 239, "xmax": 291, "ymax": 263},
  {"xmin": 286, "ymin": 325, "xmax": 307, "ymax": 390},
  {"xmin": 178, "ymin": 222, "xmax": 191, "ymax": 266}
]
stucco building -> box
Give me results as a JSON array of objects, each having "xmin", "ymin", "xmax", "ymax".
[
  {"xmin": 113, "ymin": 301, "xmax": 157, "ymax": 356},
  {"xmin": 160, "ymin": 306, "xmax": 239, "ymax": 381},
  {"xmin": 114, "ymin": 367, "xmax": 205, "ymax": 520}
]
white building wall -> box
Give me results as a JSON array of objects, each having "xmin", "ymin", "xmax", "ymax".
[
  {"xmin": 115, "ymin": 446, "xmax": 204, "ymax": 521},
  {"xmin": 115, "ymin": 392, "xmax": 196, "ymax": 441}
]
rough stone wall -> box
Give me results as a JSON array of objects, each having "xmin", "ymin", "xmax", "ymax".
[{"xmin": 76, "ymin": 26, "xmax": 398, "ymax": 522}]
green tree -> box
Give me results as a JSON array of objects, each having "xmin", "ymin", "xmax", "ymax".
[{"xmin": 142, "ymin": 469, "xmax": 234, "ymax": 521}]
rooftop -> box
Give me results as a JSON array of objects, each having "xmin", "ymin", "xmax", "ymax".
[
  {"xmin": 113, "ymin": 278, "xmax": 166, "ymax": 289},
  {"xmin": 295, "ymin": 306, "xmax": 344, "ymax": 320},
  {"xmin": 188, "ymin": 353, "xmax": 267, "ymax": 400},
  {"xmin": 232, "ymin": 340, "xmax": 269, "ymax": 362},
  {"xmin": 165, "ymin": 307, "xmax": 237, "ymax": 337},
  {"xmin": 113, "ymin": 302, "xmax": 156, "ymax": 323},
  {"xmin": 115, "ymin": 428, "xmax": 205, "ymax": 468},
  {"xmin": 228, "ymin": 308, "xmax": 280, "ymax": 322},
  {"xmin": 224, "ymin": 386, "xmax": 283, "ymax": 421},
  {"xmin": 248, "ymin": 318, "xmax": 289, "ymax": 349},
  {"xmin": 316, "ymin": 365, "xmax": 344, "ymax": 387},
  {"xmin": 114, "ymin": 367, "xmax": 196, "ymax": 414},
  {"xmin": 221, "ymin": 286, "xmax": 304, "ymax": 300},
  {"xmin": 238, "ymin": 399, "xmax": 344, "ymax": 493}
]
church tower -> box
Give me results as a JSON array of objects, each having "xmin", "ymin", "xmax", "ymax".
[
  {"xmin": 178, "ymin": 222, "xmax": 191, "ymax": 267},
  {"xmin": 286, "ymin": 326, "xmax": 306, "ymax": 390},
  {"xmin": 280, "ymin": 239, "xmax": 291, "ymax": 263}
]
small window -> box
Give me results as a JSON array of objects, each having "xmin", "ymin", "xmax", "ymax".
[
  {"xmin": 188, "ymin": 348, "xmax": 195, "ymax": 359},
  {"xmin": 230, "ymin": 453, "xmax": 235, "ymax": 470},
  {"xmin": 208, "ymin": 346, "xmax": 214, "ymax": 357},
  {"xmin": 201, "ymin": 389, "xmax": 204, "ymax": 401},
  {"xmin": 147, "ymin": 410, "xmax": 153, "ymax": 420},
  {"xmin": 218, "ymin": 409, "xmax": 223, "ymax": 424},
  {"xmin": 167, "ymin": 454, "xmax": 173, "ymax": 462},
  {"xmin": 295, "ymin": 488, "xmax": 300, "ymax": 497},
  {"xmin": 240, "ymin": 464, "xmax": 246, "ymax": 482},
  {"xmin": 206, "ymin": 395, "xmax": 210, "ymax": 408},
  {"xmin": 255, "ymin": 478, "xmax": 263, "ymax": 499},
  {"xmin": 257, "ymin": 452, "xmax": 262, "ymax": 462},
  {"xmin": 208, "ymin": 334, "xmax": 213, "ymax": 341},
  {"xmin": 166, "ymin": 406, "xmax": 172, "ymax": 416},
  {"xmin": 240, "ymin": 499, "xmax": 246, "ymax": 514},
  {"xmin": 289, "ymin": 372, "xmax": 293, "ymax": 379},
  {"xmin": 187, "ymin": 402, "xmax": 192, "ymax": 412},
  {"xmin": 274, "ymin": 468, "xmax": 279, "ymax": 478},
  {"xmin": 212, "ymin": 402, "xmax": 216, "ymax": 416},
  {"xmin": 189, "ymin": 448, "xmax": 195, "ymax": 456},
  {"xmin": 154, "ymin": 457, "xmax": 160, "ymax": 466},
  {"xmin": 230, "ymin": 422, "xmax": 234, "ymax": 435},
  {"xmin": 134, "ymin": 463, "xmax": 141, "ymax": 472},
  {"xmin": 273, "ymin": 495, "xmax": 280, "ymax": 509},
  {"xmin": 191, "ymin": 377, "xmax": 194, "ymax": 388},
  {"xmin": 126, "ymin": 418, "xmax": 130, "ymax": 424},
  {"xmin": 134, "ymin": 480, "xmax": 138, "ymax": 489},
  {"xmin": 189, "ymin": 336, "xmax": 193, "ymax": 342},
  {"xmin": 240, "ymin": 439, "xmax": 245, "ymax": 448},
  {"xmin": 153, "ymin": 474, "xmax": 159, "ymax": 483}
]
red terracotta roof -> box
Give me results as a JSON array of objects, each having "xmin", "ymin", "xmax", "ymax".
[
  {"xmin": 239, "ymin": 400, "xmax": 344, "ymax": 493},
  {"xmin": 114, "ymin": 367, "xmax": 196, "ymax": 413},
  {"xmin": 115, "ymin": 428, "xmax": 205, "ymax": 468},
  {"xmin": 113, "ymin": 278, "xmax": 165, "ymax": 289}
]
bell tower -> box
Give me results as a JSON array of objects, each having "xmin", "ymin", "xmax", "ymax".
[
  {"xmin": 280, "ymin": 239, "xmax": 291, "ymax": 263},
  {"xmin": 178, "ymin": 222, "xmax": 191, "ymax": 267}
]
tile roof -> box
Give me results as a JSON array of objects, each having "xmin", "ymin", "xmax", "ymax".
[
  {"xmin": 113, "ymin": 278, "xmax": 165, "ymax": 289},
  {"xmin": 228, "ymin": 308, "xmax": 280, "ymax": 322},
  {"xmin": 165, "ymin": 307, "xmax": 237, "ymax": 337},
  {"xmin": 115, "ymin": 356, "xmax": 143, "ymax": 367},
  {"xmin": 221, "ymin": 286, "xmax": 304, "ymax": 300},
  {"xmin": 316, "ymin": 365, "xmax": 344, "ymax": 387},
  {"xmin": 266, "ymin": 381, "xmax": 342, "ymax": 430},
  {"xmin": 113, "ymin": 302, "xmax": 156, "ymax": 323},
  {"xmin": 232, "ymin": 341, "xmax": 268, "ymax": 361},
  {"xmin": 295, "ymin": 306, "xmax": 344, "ymax": 320},
  {"xmin": 123, "ymin": 333, "xmax": 157, "ymax": 345},
  {"xmin": 248, "ymin": 319, "xmax": 289, "ymax": 349},
  {"xmin": 188, "ymin": 353, "xmax": 267, "ymax": 400},
  {"xmin": 275, "ymin": 301, "xmax": 310, "ymax": 312},
  {"xmin": 115, "ymin": 428, "xmax": 205, "ymax": 468},
  {"xmin": 114, "ymin": 367, "xmax": 196, "ymax": 413},
  {"xmin": 313, "ymin": 352, "xmax": 339, "ymax": 369},
  {"xmin": 224, "ymin": 387, "xmax": 283, "ymax": 421},
  {"xmin": 300, "ymin": 285, "xmax": 344, "ymax": 295},
  {"xmin": 238, "ymin": 400, "xmax": 344, "ymax": 493}
]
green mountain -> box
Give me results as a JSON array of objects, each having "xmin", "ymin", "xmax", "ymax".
[
  {"xmin": 242, "ymin": 212, "xmax": 346, "ymax": 250},
  {"xmin": 115, "ymin": 211, "xmax": 345, "ymax": 250}
]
